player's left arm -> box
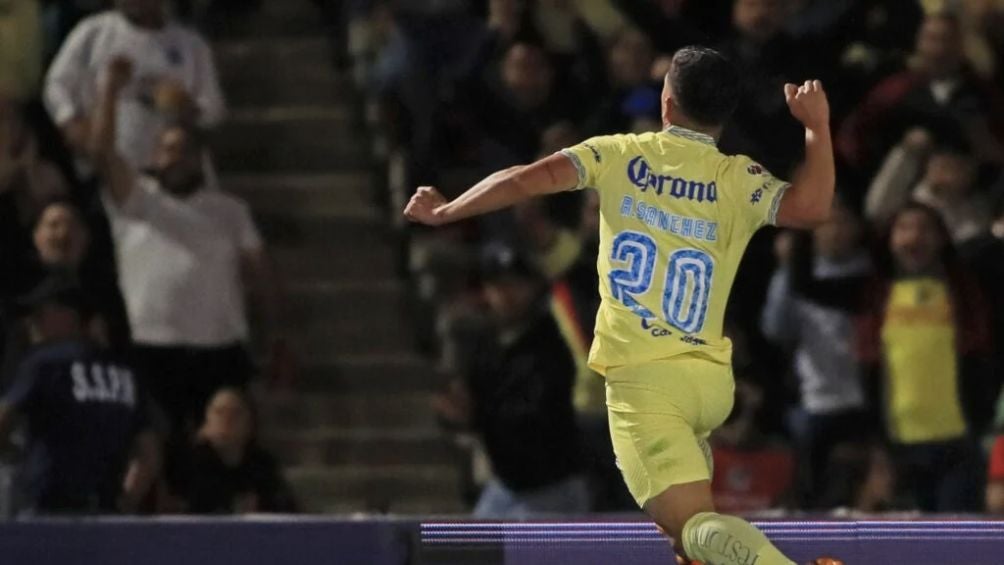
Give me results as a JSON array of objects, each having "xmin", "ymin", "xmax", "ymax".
[{"xmin": 403, "ymin": 153, "xmax": 580, "ymax": 226}]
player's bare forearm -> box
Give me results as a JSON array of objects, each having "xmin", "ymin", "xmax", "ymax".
[
  {"xmin": 404, "ymin": 153, "xmax": 579, "ymax": 226},
  {"xmin": 776, "ymin": 81, "xmax": 835, "ymax": 229},
  {"xmin": 790, "ymin": 125, "xmax": 835, "ymax": 223}
]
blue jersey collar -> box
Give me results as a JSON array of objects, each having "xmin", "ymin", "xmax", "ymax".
[{"xmin": 663, "ymin": 125, "xmax": 717, "ymax": 147}]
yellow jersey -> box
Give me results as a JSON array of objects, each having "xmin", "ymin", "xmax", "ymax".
[
  {"xmin": 560, "ymin": 126, "xmax": 790, "ymax": 374},
  {"xmin": 881, "ymin": 278, "xmax": 966, "ymax": 443}
]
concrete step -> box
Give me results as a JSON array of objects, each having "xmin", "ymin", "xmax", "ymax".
[
  {"xmin": 261, "ymin": 428, "xmax": 461, "ymax": 467},
  {"xmin": 264, "ymin": 213, "xmax": 399, "ymax": 282},
  {"xmin": 286, "ymin": 321, "xmax": 414, "ymax": 358},
  {"xmin": 224, "ymin": 172, "xmax": 376, "ymax": 217},
  {"xmin": 285, "ymin": 464, "xmax": 463, "ymax": 514},
  {"xmin": 216, "ymin": 38, "xmax": 354, "ymax": 108},
  {"xmin": 258, "ymin": 214, "xmax": 389, "ymax": 249},
  {"xmin": 292, "ymin": 355, "xmax": 444, "ymax": 394},
  {"xmin": 273, "ymin": 245, "xmax": 395, "ymax": 282},
  {"xmin": 215, "ymin": 106, "xmax": 368, "ymax": 172},
  {"xmin": 212, "ymin": 0, "xmax": 323, "ymax": 38},
  {"xmin": 282, "ymin": 281, "xmax": 415, "ymax": 357},
  {"xmin": 256, "ymin": 390, "xmax": 439, "ymax": 431}
]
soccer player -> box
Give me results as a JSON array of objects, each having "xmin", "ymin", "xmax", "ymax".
[{"xmin": 405, "ymin": 46, "xmax": 837, "ymax": 565}]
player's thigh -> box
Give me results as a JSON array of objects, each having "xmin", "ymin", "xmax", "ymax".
[{"xmin": 606, "ymin": 380, "xmax": 714, "ymax": 510}]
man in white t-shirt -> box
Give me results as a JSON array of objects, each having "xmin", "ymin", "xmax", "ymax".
[
  {"xmin": 44, "ymin": 0, "xmax": 225, "ymax": 171},
  {"xmin": 89, "ymin": 56, "xmax": 278, "ymax": 441}
]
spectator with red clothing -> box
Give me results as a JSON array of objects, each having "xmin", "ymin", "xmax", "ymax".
[
  {"xmin": 787, "ymin": 200, "xmax": 993, "ymax": 511},
  {"xmin": 838, "ymin": 12, "xmax": 1004, "ymax": 176},
  {"xmin": 856, "ymin": 202, "xmax": 993, "ymax": 511}
]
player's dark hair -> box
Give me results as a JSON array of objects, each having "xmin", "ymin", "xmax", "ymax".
[{"xmin": 666, "ymin": 46, "xmax": 740, "ymax": 128}]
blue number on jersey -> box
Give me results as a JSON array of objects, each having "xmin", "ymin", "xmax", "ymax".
[
  {"xmin": 663, "ymin": 249, "xmax": 714, "ymax": 333},
  {"xmin": 609, "ymin": 231, "xmax": 657, "ymax": 319},
  {"xmin": 610, "ymin": 231, "xmax": 715, "ymax": 334}
]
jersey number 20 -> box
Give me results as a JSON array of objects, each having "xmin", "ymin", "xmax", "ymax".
[{"xmin": 609, "ymin": 231, "xmax": 714, "ymax": 334}]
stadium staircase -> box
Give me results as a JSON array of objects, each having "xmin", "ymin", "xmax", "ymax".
[{"xmin": 210, "ymin": 1, "xmax": 464, "ymax": 514}]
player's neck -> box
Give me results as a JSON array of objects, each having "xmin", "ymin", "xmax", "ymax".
[{"xmin": 663, "ymin": 117, "xmax": 721, "ymax": 141}]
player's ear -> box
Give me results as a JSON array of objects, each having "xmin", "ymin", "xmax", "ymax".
[{"xmin": 661, "ymin": 91, "xmax": 674, "ymax": 127}]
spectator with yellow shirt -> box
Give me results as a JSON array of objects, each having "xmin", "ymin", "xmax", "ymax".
[{"xmin": 857, "ymin": 201, "xmax": 994, "ymax": 512}]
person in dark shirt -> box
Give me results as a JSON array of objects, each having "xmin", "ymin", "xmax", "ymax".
[
  {"xmin": 0, "ymin": 276, "xmax": 158, "ymax": 514},
  {"xmin": 172, "ymin": 386, "xmax": 295, "ymax": 514},
  {"xmin": 467, "ymin": 244, "xmax": 586, "ymax": 517}
]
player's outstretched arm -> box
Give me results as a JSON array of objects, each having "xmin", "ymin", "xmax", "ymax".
[
  {"xmin": 775, "ymin": 80, "xmax": 835, "ymax": 229},
  {"xmin": 403, "ymin": 153, "xmax": 579, "ymax": 226}
]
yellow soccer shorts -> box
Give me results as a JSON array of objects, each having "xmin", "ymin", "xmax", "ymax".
[{"xmin": 605, "ymin": 355, "xmax": 735, "ymax": 508}]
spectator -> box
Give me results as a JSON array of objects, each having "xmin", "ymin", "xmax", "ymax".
[
  {"xmin": 716, "ymin": 0, "xmax": 810, "ymax": 176},
  {"xmin": 468, "ymin": 42, "xmax": 576, "ymax": 169},
  {"xmin": 857, "ymin": 202, "xmax": 993, "ymax": 512},
  {"xmin": 465, "ymin": 245, "xmax": 586, "ymax": 517},
  {"xmin": 30, "ymin": 198, "xmax": 127, "ymax": 346},
  {"xmin": 0, "ymin": 96, "xmax": 72, "ymax": 304},
  {"xmin": 0, "ymin": 96, "xmax": 70, "ymax": 248},
  {"xmin": 711, "ymin": 380, "xmax": 796, "ymax": 514},
  {"xmin": 89, "ymin": 57, "xmax": 281, "ymax": 443},
  {"xmin": 838, "ymin": 12, "xmax": 1004, "ymax": 174},
  {"xmin": 1, "ymin": 198, "xmax": 131, "ymax": 389},
  {"xmin": 583, "ymin": 27, "xmax": 661, "ymax": 136},
  {"xmin": 762, "ymin": 199, "xmax": 872, "ymax": 508},
  {"xmin": 44, "ymin": 0, "xmax": 225, "ymax": 171},
  {"xmin": 171, "ymin": 387, "xmax": 295, "ymax": 514},
  {"xmin": 0, "ymin": 0, "xmax": 43, "ymax": 100},
  {"xmin": 610, "ymin": 0, "xmax": 708, "ymax": 54},
  {"xmin": 866, "ymin": 130, "xmax": 991, "ymax": 244},
  {"xmin": 959, "ymin": 202, "xmax": 1004, "ymax": 408},
  {"xmin": 0, "ymin": 276, "xmax": 159, "ymax": 514}
]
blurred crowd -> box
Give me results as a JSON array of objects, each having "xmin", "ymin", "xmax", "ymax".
[
  {"xmin": 352, "ymin": 0, "xmax": 1004, "ymax": 517},
  {"xmin": 5, "ymin": 0, "xmax": 1004, "ymax": 521},
  {"xmin": 0, "ymin": 0, "xmax": 294, "ymax": 516}
]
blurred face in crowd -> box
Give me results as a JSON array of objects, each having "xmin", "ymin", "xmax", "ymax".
[
  {"xmin": 33, "ymin": 202, "xmax": 89, "ymax": 269},
  {"xmin": 117, "ymin": 0, "xmax": 166, "ymax": 28},
  {"xmin": 502, "ymin": 44, "xmax": 554, "ymax": 110},
  {"xmin": 484, "ymin": 275, "xmax": 539, "ymax": 326},
  {"xmin": 203, "ymin": 388, "xmax": 254, "ymax": 452},
  {"xmin": 889, "ymin": 208, "xmax": 946, "ymax": 275},
  {"xmin": 813, "ymin": 200, "xmax": 861, "ymax": 261},
  {"xmin": 155, "ymin": 126, "xmax": 205, "ymax": 196},
  {"xmin": 924, "ymin": 150, "xmax": 975, "ymax": 202},
  {"xmin": 915, "ymin": 15, "xmax": 963, "ymax": 77},
  {"xmin": 733, "ymin": 0, "xmax": 786, "ymax": 43},
  {"xmin": 609, "ymin": 29, "xmax": 655, "ymax": 88}
]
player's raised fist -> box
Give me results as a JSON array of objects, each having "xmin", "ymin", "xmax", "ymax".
[
  {"xmin": 404, "ymin": 186, "xmax": 449, "ymax": 226},
  {"xmin": 784, "ymin": 80, "xmax": 829, "ymax": 130}
]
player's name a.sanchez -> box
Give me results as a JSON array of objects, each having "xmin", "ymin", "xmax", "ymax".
[{"xmin": 618, "ymin": 195, "xmax": 718, "ymax": 243}]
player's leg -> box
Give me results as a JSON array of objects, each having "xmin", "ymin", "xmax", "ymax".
[
  {"xmin": 644, "ymin": 479, "xmax": 795, "ymax": 565},
  {"xmin": 605, "ymin": 359, "xmax": 800, "ymax": 565}
]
